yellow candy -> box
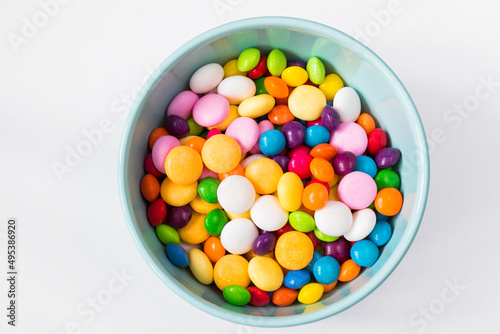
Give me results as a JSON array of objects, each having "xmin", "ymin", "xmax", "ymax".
[
  {"xmin": 277, "ymin": 172, "xmax": 304, "ymax": 211},
  {"xmin": 275, "ymin": 231, "xmax": 314, "ymax": 270},
  {"xmin": 208, "ymin": 105, "xmax": 239, "ymax": 131},
  {"xmin": 298, "ymin": 283, "xmax": 324, "ymax": 304},
  {"xmin": 248, "ymin": 256, "xmax": 284, "ymax": 292},
  {"xmin": 188, "ymin": 249, "xmax": 214, "ymax": 285},
  {"xmin": 245, "ymin": 158, "xmax": 283, "ymax": 195},
  {"xmin": 179, "ymin": 135, "xmax": 197, "ymax": 145},
  {"xmin": 189, "ymin": 194, "xmax": 222, "ymax": 214},
  {"xmin": 319, "ymin": 73, "xmax": 344, "ymax": 101},
  {"xmin": 201, "ymin": 134, "xmax": 241, "ymax": 173},
  {"xmin": 328, "ymin": 173, "xmax": 340, "ymax": 188},
  {"xmin": 226, "ymin": 209, "xmax": 252, "ymax": 221},
  {"xmin": 329, "ymin": 184, "xmax": 340, "ymax": 201},
  {"xmin": 160, "ymin": 178, "xmax": 198, "ymax": 206},
  {"xmin": 223, "ymin": 59, "xmax": 247, "ymax": 78},
  {"xmin": 177, "ymin": 212, "xmax": 210, "ymax": 244},
  {"xmin": 165, "ymin": 146, "xmax": 203, "ymax": 186},
  {"xmin": 281, "ymin": 66, "xmax": 308, "ymax": 87},
  {"xmin": 244, "ymin": 249, "xmax": 274, "ymax": 261},
  {"xmin": 238, "ymin": 94, "xmax": 275, "ymax": 118},
  {"xmin": 213, "ymin": 255, "xmax": 250, "ymax": 290},
  {"xmin": 288, "ymin": 85, "xmax": 326, "ymax": 121}
]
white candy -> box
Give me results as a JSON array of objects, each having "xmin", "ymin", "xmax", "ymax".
[
  {"xmin": 189, "ymin": 63, "xmax": 224, "ymax": 94},
  {"xmin": 343, "ymin": 208, "xmax": 376, "ymax": 241},
  {"xmin": 250, "ymin": 195, "xmax": 289, "ymax": 231},
  {"xmin": 314, "ymin": 201, "xmax": 353, "ymax": 237},
  {"xmin": 333, "ymin": 87, "xmax": 361, "ymax": 122},
  {"xmin": 240, "ymin": 154, "xmax": 266, "ymax": 169},
  {"xmin": 217, "ymin": 175, "xmax": 255, "ymax": 214},
  {"xmin": 220, "ymin": 218, "xmax": 259, "ymax": 254},
  {"xmin": 217, "ymin": 75, "xmax": 256, "ymax": 104}
]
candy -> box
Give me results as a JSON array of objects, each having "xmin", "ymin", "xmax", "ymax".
[
  {"xmin": 166, "ymin": 244, "xmax": 189, "ymax": 267},
  {"xmin": 189, "ymin": 63, "xmax": 224, "ymax": 94},
  {"xmin": 165, "ymin": 146, "xmax": 203, "ymax": 186},
  {"xmin": 238, "ymin": 94, "xmax": 275, "ymax": 118},
  {"xmin": 189, "ymin": 194, "xmax": 222, "ymax": 214},
  {"xmin": 148, "ymin": 127, "xmax": 169, "ymax": 150},
  {"xmin": 305, "ymin": 125, "xmax": 330, "ymax": 147},
  {"xmin": 214, "ymin": 254, "xmax": 250, "ymax": 290},
  {"xmin": 217, "ymin": 75, "xmax": 256, "ymax": 104},
  {"xmin": 237, "ymin": 48, "xmax": 260, "ymax": 72},
  {"xmin": 152, "ymin": 135, "xmax": 181, "ymax": 174},
  {"xmin": 217, "ymin": 175, "xmax": 256, "ymax": 214},
  {"xmin": 248, "ymin": 55, "xmax": 267, "ymax": 79},
  {"xmin": 367, "ymin": 128, "xmax": 387, "ymax": 156},
  {"xmin": 166, "ymin": 205, "xmax": 192, "ymax": 229},
  {"xmin": 315, "ymin": 201, "xmax": 353, "ymax": 237},
  {"xmin": 288, "ymin": 211, "xmax": 315, "ymax": 233},
  {"xmin": 281, "ymin": 121, "xmax": 306, "ymax": 149},
  {"xmin": 141, "ymin": 174, "xmax": 160, "ymax": 202},
  {"xmin": 197, "ymin": 177, "xmax": 220, "ymax": 204},
  {"xmin": 245, "ymin": 158, "xmax": 283, "ymax": 195},
  {"xmin": 313, "ymin": 228, "xmax": 339, "ymax": 243},
  {"xmin": 374, "ymin": 169, "xmax": 400, "ymax": 191},
  {"xmin": 259, "ymin": 129, "xmax": 286, "ymax": 156},
  {"xmin": 298, "ymin": 283, "xmax": 324, "ymax": 304},
  {"xmin": 204, "ymin": 209, "xmax": 229, "ymax": 237},
  {"xmin": 201, "ymin": 135, "xmax": 241, "ymax": 174},
  {"xmin": 338, "ymin": 259, "xmax": 361, "ymax": 282},
  {"xmin": 284, "ymin": 269, "xmax": 311, "ymax": 289},
  {"xmin": 356, "ymin": 112, "xmax": 376, "ymax": 135},
  {"xmin": 332, "ymin": 151, "xmax": 357, "ymax": 176},
  {"xmin": 353, "ymin": 155, "xmax": 378, "ymax": 178},
  {"xmin": 309, "ymin": 158, "xmax": 335, "ymax": 183},
  {"xmin": 204, "ymin": 236, "xmax": 226, "ymax": 263},
  {"xmin": 375, "ymin": 147, "xmax": 401, "ymax": 168},
  {"xmin": 320, "ymin": 105, "xmax": 341, "ymax": 132},
  {"xmin": 329, "ymin": 122, "xmax": 368, "ymax": 156},
  {"xmin": 241, "ymin": 153, "xmax": 266, "ymax": 169},
  {"xmin": 306, "ymin": 57, "xmax": 326, "ymax": 85},
  {"xmin": 160, "ymin": 178, "xmax": 198, "ymax": 206},
  {"xmin": 313, "ymin": 256, "xmax": 340, "ymax": 284},
  {"xmin": 156, "ymin": 224, "xmax": 180, "ymax": 245},
  {"xmin": 305, "ymin": 251, "xmax": 323, "ymax": 273},
  {"xmin": 264, "ymin": 76, "xmax": 289, "ymax": 98},
  {"xmin": 343, "ymin": 208, "xmax": 377, "ymax": 242},
  {"xmin": 288, "ymin": 154, "xmax": 313, "ymax": 179},
  {"xmin": 223, "ymin": 285, "xmax": 251, "ymax": 306},
  {"xmin": 165, "ymin": 115, "xmax": 190, "ymax": 138},
  {"xmin": 268, "ymin": 105, "xmax": 294, "ymax": 125},
  {"xmin": 188, "ymin": 249, "xmax": 214, "ymax": 285},
  {"xmin": 254, "ymin": 77, "xmax": 268, "ymax": 95},
  {"xmin": 209, "ymin": 105, "xmax": 239, "ymax": 131},
  {"xmin": 267, "ymin": 49, "xmax": 287, "ymax": 76},
  {"xmin": 167, "ymin": 90, "xmax": 199, "ymax": 119},
  {"xmin": 192, "ymin": 94, "xmax": 230, "ymax": 127},
  {"xmin": 288, "ymin": 85, "xmax": 326, "ymax": 121},
  {"xmin": 218, "ymin": 164, "xmax": 245, "ymax": 181},
  {"xmin": 324, "ymin": 237, "xmax": 351, "ymax": 264},
  {"xmin": 145, "ymin": 153, "xmax": 163, "ymax": 178},
  {"xmin": 321, "ymin": 281, "xmax": 338, "ymax": 293},
  {"xmin": 253, "ymin": 233, "xmax": 277, "ymax": 256},
  {"xmin": 319, "ymin": 73, "xmax": 344, "ymax": 100},
  {"xmin": 220, "ymin": 218, "xmax": 259, "ymax": 254},
  {"xmin": 338, "ymin": 171, "xmax": 377, "ymax": 210},
  {"xmin": 247, "ymin": 286, "xmax": 271, "ymax": 307},
  {"xmin": 275, "ymin": 231, "xmax": 314, "ymax": 270},
  {"xmin": 223, "ymin": 59, "xmax": 246, "ymax": 78},
  {"xmin": 333, "ymin": 87, "xmax": 361, "ymax": 122},
  {"xmin": 367, "ymin": 220, "xmax": 392, "ymax": 246},
  {"xmin": 177, "ymin": 212, "xmax": 210, "ymax": 244},
  {"xmin": 248, "ymin": 256, "xmax": 284, "ymax": 291},
  {"xmin": 250, "ymin": 195, "xmax": 288, "ymax": 231},
  {"xmin": 281, "ymin": 66, "xmax": 308, "ymax": 87},
  {"xmin": 277, "ymin": 172, "xmax": 303, "ymax": 212},
  {"xmin": 302, "ymin": 183, "xmax": 328, "ymax": 211},
  {"xmin": 272, "ymin": 287, "xmax": 298, "ymax": 306},
  {"xmin": 350, "ymin": 240, "xmax": 379, "ymax": 267},
  {"xmin": 147, "ymin": 198, "xmax": 167, "ymax": 226},
  {"xmin": 271, "ymin": 155, "xmax": 290, "ymax": 173},
  {"xmin": 310, "ymin": 143, "xmax": 337, "ymax": 161},
  {"xmin": 374, "ymin": 188, "xmax": 403, "ymax": 216},
  {"xmin": 187, "ymin": 118, "xmax": 204, "ymax": 136}
]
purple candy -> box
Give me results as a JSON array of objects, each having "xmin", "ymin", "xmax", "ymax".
[
  {"xmin": 287, "ymin": 60, "xmax": 307, "ymax": 69},
  {"xmin": 332, "ymin": 151, "xmax": 357, "ymax": 175},
  {"xmin": 165, "ymin": 115, "xmax": 190, "ymax": 138},
  {"xmin": 253, "ymin": 233, "xmax": 277, "ymax": 256},
  {"xmin": 321, "ymin": 106, "xmax": 341, "ymax": 132},
  {"xmin": 281, "ymin": 121, "xmax": 305, "ymax": 149},
  {"xmin": 324, "ymin": 237, "xmax": 352, "ymax": 264},
  {"xmin": 375, "ymin": 148, "xmax": 401, "ymax": 168},
  {"xmin": 271, "ymin": 155, "xmax": 290, "ymax": 173},
  {"xmin": 166, "ymin": 205, "xmax": 192, "ymax": 229}
]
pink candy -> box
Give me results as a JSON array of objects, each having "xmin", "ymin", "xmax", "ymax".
[
  {"xmin": 225, "ymin": 117, "xmax": 259, "ymax": 154},
  {"xmin": 329, "ymin": 122, "xmax": 368, "ymax": 156},
  {"xmin": 167, "ymin": 90, "xmax": 199, "ymax": 119},
  {"xmin": 249, "ymin": 120, "xmax": 274, "ymax": 154},
  {"xmin": 192, "ymin": 94, "xmax": 229, "ymax": 127},
  {"xmin": 337, "ymin": 171, "xmax": 377, "ymax": 210},
  {"xmin": 151, "ymin": 135, "xmax": 181, "ymax": 173}
]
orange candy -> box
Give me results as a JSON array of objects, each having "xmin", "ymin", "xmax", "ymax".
[
  {"xmin": 338, "ymin": 259, "xmax": 361, "ymax": 282},
  {"xmin": 264, "ymin": 77, "xmax": 289, "ymax": 99},
  {"xmin": 310, "ymin": 143, "xmax": 337, "ymax": 161},
  {"xmin": 184, "ymin": 136, "xmax": 206, "ymax": 155},
  {"xmin": 356, "ymin": 113, "xmax": 376, "ymax": 135},
  {"xmin": 148, "ymin": 128, "xmax": 169, "ymax": 150},
  {"xmin": 320, "ymin": 280, "xmax": 338, "ymax": 293},
  {"xmin": 218, "ymin": 164, "xmax": 245, "ymax": 181},
  {"xmin": 374, "ymin": 187, "xmax": 403, "ymax": 216},
  {"xmin": 275, "ymin": 86, "xmax": 294, "ymax": 105},
  {"xmin": 268, "ymin": 105, "xmax": 295, "ymax": 125},
  {"xmin": 302, "ymin": 183, "xmax": 329, "ymax": 211},
  {"xmin": 140, "ymin": 174, "xmax": 160, "ymax": 202},
  {"xmin": 310, "ymin": 158, "xmax": 335, "ymax": 183},
  {"xmin": 203, "ymin": 236, "xmax": 226, "ymax": 263},
  {"xmin": 272, "ymin": 287, "xmax": 299, "ymax": 306}
]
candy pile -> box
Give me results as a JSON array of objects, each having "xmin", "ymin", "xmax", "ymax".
[{"xmin": 140, "ymin": 48, "xmax": 402, "ymax": 307}]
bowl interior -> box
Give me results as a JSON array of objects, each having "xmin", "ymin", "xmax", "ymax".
[{"xmin": 119, "ymin": 17, "xmax": 429, "ymax": 327}]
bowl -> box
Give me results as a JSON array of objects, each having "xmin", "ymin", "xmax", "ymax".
[{"xmin": 118, "ymin": 16, "xmax": 430, "ymax": 327}]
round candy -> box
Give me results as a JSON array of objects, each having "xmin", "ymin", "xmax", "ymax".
[
  {"xmin": 343, "ymin": 208, "xmax": 376, "ymax": 242},
  {"xmin": 201, "ymin": 135, "xmax": 241, "ymax": 173},
  {"xmin": 249, "ymin": 120, "xmax": 275, "ymax": 154},
  {"xmin": 259, "ymin": 130, "xmax": 286, "ymax": 156},
  {"xmin": 277, "ymin": 172, "xmax": 304, "ymax": 211},
  {"xmin": 333, "ymin": 87, "xmax": 361, "ymax": 122},
  {"xmin": 187, "ymin": 118, "xmax": 204, "ymax": 136},
  {"xmin": 313, "ymin": 227, "xmax": 339, "ymax": 242},
  {"xmin": 238, "ymin": 94, "xmax": 275, "ymax": 118},
  {"xmin": 147, "ymin": 198, "xmax": 167, "ymax": 226},
  {"xmin": 302, "ymin": 183, "xmax": 328, "ymax": 211},
  {"xmin": 237, "ymin": 48, "xmax": 260, "ymax": 72},
  {"xmin": 305, "ymin": 250, "xmax": 323, "ymax": 273},
  {"xmin": 275, "ymin": 231, "xmax": 314, "ymax": 270},
  {"xmin": 160, "ymin": 178, "xmax": 198, "ymax": 207},
  {"xmin": 271, "ymin": 155, "xmax": 290, "ymax": 173},
  {"xmin": 310, "ymin": 158, "xmax": 335, "ymax": 183},
  {"xmin": 298, "ymin": 283, "xmax": 324, "ymax": 304},
  {"xmin": 148, "ymin": 127, "xmax": 169, "ymax": 150},
  {"xmin": 281, "ymin": 121, "xmax": 305, "ymax": 149},
  {"xmin": 166, "ymin": 244, "xmax": 189, "ymax": 267},
  {"xmin": 217, "ymin": 175, "xmax": 256, "ymax": 214},
  {"xmin": 165, "ymin": 146, "xmax": 203, "ymax": 186},
  {"xmin": 267, "ymin": 49, "xmax": 287, "ymax": 76},
  {"xmin": 152, "ymin": 135, "xmax": 181, "ymax": 174},
  {"xmin": 306, "ymin": 57, "xmax": 326, "ymax": 85},
  {"xmin": 320, "ymin": 105, "xmax": 341, "ymax": 132},
  {"xmin": 268, "ymin": 105, "xmax": 294, "ymax": 125},
  {"xmin": 305, "ymin": 125, "xmax": 330, "ymax": 147},
  {"xmin": 156, "ymin": 224, "xmax": 180, "ymax": 245},
  {"xmin": 167, "ymin": 90, "xmax": 199, "ymax": 119},
  {"xmin": 281, "ymin": 66, "xmax": 308, "ymax": 87},
  {"xmin": 209, "ymin": 105, "xmax": 239, "ymax": 131},
  {"xmin": 288, "ymin": 145, "xmax": 310, "ymax": 158},
  {"xmin": 313, "ymin": 256, "xmax": 340, "ymax": 285},
  {"xmin": 353, "ymin": 155, "xmax": 378, "ymax": 178},
  {"xmin": 368, "ymin": 220, "xmax": 392, "ymax": 246},
  {"xmin": 204, "ymin": 209, "xmax": 229, "ymax": 237},
  {"xmin": 214, "ymin": 255, "xmax": 250, "ymax": 290},
  {"xmin": 288, "ymin": 154, "xmax": 313, "ymax": 179},
  {"xmin": 374, "ymin": 188, "xmax": 403, "ymax": 216},
  {"xmin": 218, "ymin": 164, "xmax": 245, "ymax": 181},
  {"xmin": 332, "ymin": 151, "xmax": 356, "ymax": 176},
  {"xmin": 247, "ymin": 286, "xmax": 271, "ymax": 307},
  {"xmin": 245, "ymin": 158, "xmax": 283, "ymax": 195},
  {"xmin": 248, "ymin": 256, "xmax": 284, "ymax": 291},
  {"xmin": 220, "ymin": 218, "xmax": 259, "ymax": 254},
  {"xmin": 188, "ymin": 248, "xmax": 214, "ymax": 285},
  {"xmin": 254, "ymin": 77, "xmax": 268, "ymax": 95},
  {"xmin": 264, "ymin": 76, "xmax": 289, "ymax": 98},
  {"xmin": 319, "ymin": 73, "xmax": 344, "ymax": 100},
  {"xmin": 166, "ymin": 205, "xmax": 192, "ymax": 229},
  {"xmin": 250, "ymin": 195, "xmax": 288, "ymax": 231},
  {"xmin": 223, "ymin": 59, "xmax": 246, "ymax": 78},
  {"xmin": 165, "ymin": 115, "xmax": 190, "ymax": 138},
  {"xmin": 350, "ymin": 240, "xmax": 379, "ymax": 267},
  {"xmin": 223, "ymin": 285, "xmax": 251, "ymax": 306},
  {"xmin": 192, "ymin": 94, "xmax": 230, "ymax": 127},
  {"xmin": 197, "ymin": 177, "xmax": 220, "ymax": 204},
  {"xmin": 141, "ymin": 174, "xmax": 160, "ymax": 202},
  {"xmin": 177, "ymin": 212, "xmax": 210, "ymax": 244},
  {"xmin": 356, "ymin": 113, "xmax": 376, "ymax": 135},
  {"xmin": 323, "ymin": 237, "xmax": 352, "ymax": 264},
  {"xmin": 253, "ymin": 233, "xmax": 276, "ymax": 256},
  {"xmin": 310, "ymin": 143, "xmax": 337, "ymax": 161},
  {"xmin": 189, "ymin": 194, "xmax": 222, "ymax": 215},
  {"xmin": 329, "ymin": 122, "xmax": 368, "ymax": 156},
  {"xmin": 189, "ymin": 63, "xmax": 224, "ymax": 94},
  {"xmin": 338, "ymin": 259, "xmax": 361, "ymax": 282},
  {"xmin": 248, "ymin": 55, "xmax": 267, "ymax": 79},
  {"xmin": 374, "ymin": 169, "xmax": 400, "ymax": 191},
  {"xmin": 289, "ymin": 211, "xmax": 315, "ymax": 233},
  {"xmin": 367, "ymin": 128, "xmax": 387, "ymax": 156},
  {"xmin": 284, "ymin": 269, "xmax": 311, "ymax": 289},
  {"xmin": 314, "ymin": 201, "xmax": 353, "ymax": 237},
  {"xmin": 272, "ymin": 287, "xmax": 298, "ymax": 306},
  {"xmin": 288, "ymin": 85, "xmax": 326, "ymax": 121},
  {"xmin": 240, "ymin": 153, "xmax": 266, "ymax": 169},
  {"xmin": 217, "ymin": 75, "xmax": 256, "ymax": 104},
  {"xmin": 375, "ymin": 147, "xmax": 401, "ymax": 168},
  {"xmin": 225, "ymin": 117, "xmax": 259, "ymax": 153},
  {"xmin": 204, "ymin": 236, "xmax": 226, "ymax": 263},
  {"xmin": 338, "ymin": 171, "xmax": 378, "ymax": 210}
]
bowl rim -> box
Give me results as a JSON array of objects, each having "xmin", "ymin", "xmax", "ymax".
[{"xmin": 118, "ymin": 16, "xmax": 430, "ymax": 327}]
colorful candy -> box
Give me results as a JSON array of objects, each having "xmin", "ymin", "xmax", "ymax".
[{"xmin": 189, "ymin": 63, "xmax": 224, "ymax": 94}]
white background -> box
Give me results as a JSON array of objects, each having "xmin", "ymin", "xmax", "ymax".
[{"xmin": 1, "ymin": 0, "xmax": 500, "ymax": 333}]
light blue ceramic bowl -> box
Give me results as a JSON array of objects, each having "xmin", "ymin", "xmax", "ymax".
[{"xmin": 118, "ymin": 17, "xmax": 429, "ymax": 327}]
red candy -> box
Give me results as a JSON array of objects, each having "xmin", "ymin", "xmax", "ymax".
[
  {"xmin": 367, "ymin": 128, "xmax": 387, "ymax": 156},
  {"xmin": 307, "ymin": 118, "xmax": 324, "ymax": 127},
  {"xmin": 306, "ymin": 231, "xmax": 321, "ymax": 249},
  {"xmin": 288, "ymin": 145, "xmax": 311, "ymax": 158},
  {"xmin": 147, "ymin": 198, "xmax": 167, "ymax": 226},
  {"xmin": 276, "ymin": 222, "xmax": 295, "ymax": 239},
  {"xmin": 207, "ymin": 128, "xmax": 222, "ymax": 139},
  {"xmin": 288, "ymin": 154, "xmax": 313, "ymax": 179},
  {"xmin": 247, "ymin": 286, "xmax": 271, "ymax": 306},
  {"xmin": 248, "ymin": 55, "xmax": 268, "ymax": 79},
  {"xmin": 144, "ymin": 153, "xmax": 164, "ymax": 178}
]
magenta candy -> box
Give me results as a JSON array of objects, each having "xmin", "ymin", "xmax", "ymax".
[
  {"xmin": 288, "ymin": 145, "xmax": 310, "ymax": 158},
  {"xmin": 288, "ymin": 154, "xmax": 313, "ymax": 179},
  {"xmin": 206, "ymin": 128, "xmax": 222, "ymax": 139},
  {"xmin": 281, "ymin": 121, "xmax": 305, "ymax": 149},
  {"xmin": 329, "ymin": 122, "xmax": 368, "ymax": 156},
  {"xmin": 375, "ymin": 147, "xmax": 401, "ymax": 168},
  {"xmin": 307, "ymin": 118, "xmax": 324, "ymax": 127},
  {"xmin": 166, "ymin": 205, "xmax": 192, "ymax": 229},
  {"xmin": 253, "ymin": 233, "xmax": 277, "ymax": 255},
  {"xmin": 332, "ymin": 151, "xmax": 356, "ymax": 176},
  {"xmin": 144, "ymin": 153, "xmax": 164, "ymax": 178},
  {"xmin": 151, "ymin": 135, "xmax": 181, "ymax": 173},
  {"xmin": 225, "ymin": 117, "xmax": 259, "ymax": 153},
  {"xmin": 271, "ymin": 155, "xmax": 290, "ymax": 173},
  {"xmin": 337, "ymin": 171, "xmax": 377, "ymax": 210},
  {"xmin": 323, "ymin": 237, "xmax": 352, "ymax": 264},
  {"xmin": 192, "ymin": 94, "xmax": 229, "ymax": 127},
  {"xmin": 167, "ymin": 90, "xmax": 199, "ymax": 119},
  {"xmin": 321, "ymin": 106, "xmax": 341, "ymax": 132},
  {"xmin": 165, "ymin": 115, "xmax": 190, "ymax": 138}
]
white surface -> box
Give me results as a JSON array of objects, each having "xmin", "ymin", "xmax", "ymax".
[{"xmin": 1, "ymin": 0, "xmax": 500, "ymax": 333}]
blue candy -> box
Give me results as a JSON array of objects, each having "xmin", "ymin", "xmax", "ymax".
[
  {"xmin": 313, "ymin": 256, "xmax": 340, "ymax": 284},
  {"xmin": 166, "ymin": 244, "xmax": 189, "ymax": 267},
  {"xmin": 353, "ymin": 155, "xmax": 378, "ymax": 178},
  {"xmin": 304, "ymin": 125, "xmax": 330, "ymax": 147},
  {"xmin": 284, "ymin": 270, "xmax": 311, "ymax": 289},
  {"xmin": 367, "ymin": 221, "xmax": 392, "ymax": 246},
  {"xmin": 259, "ymin": 129, "xmax": 286, "ymax": 156},
  {"xmin": 305, "ymin": 251, "xmax": 322, "ymax": 273},
  {"xmin": 350, "ymin": 240, "xmax": 379, "ymax": 267}
]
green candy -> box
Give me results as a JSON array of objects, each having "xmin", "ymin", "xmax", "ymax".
[
  {"xmin": 313, "ymin": 227, "xmax": 339, "ymax": 242},
  {"xmin": 187, "ymin": 117, "xmax": 204, "ymax": 136},
  {"xmin": 204, "ymin": 209, "xmax": 228, "ymax": 237},
  {"xmin": 197, "ymin": 177, "xmax": 220, "ymax": 203},
  {"xmin": 289, "ymin": 211, "xmax": 316, "ymax": 232},
  {"xmin": 237, "ymin": 48, "xmax": 260, "ymax": 72},
  {"xmin": 223, "ymin": 285, "xmax": 251, "ymax": 306},
  {"xmin": 254, "ymin": 77, "xmax": 268, "ymax": 95},
  {"xmin": 267, "ymin": 49, "xmax": 287, "ymax": 76},
  {"xmin": 374, "ymin": 169, "xmax": 401, "ymax": 191},
  {"xmin": 200, "ymin": 129, "xmax": 209, "ymax": 139},
  {"xmin": 306, "ymin": 56, "xmax": 326, "ymax": 85},
  {"xmin": 155, "ymin": 224, "xmax": 180, "ymax": 245}
]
